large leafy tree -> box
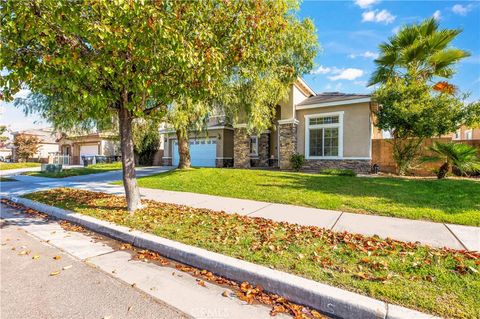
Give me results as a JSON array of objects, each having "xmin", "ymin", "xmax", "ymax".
[
  {"xmin": 373, "ymin": 76, "xmax": 474, "ymax": 174},
  {"xmin": 370, "ymin": 18, "xmax": 477, "ymax": 175},
  {"xmin": 13, "ymin": 134, "xmax": 40, "ymax": 162},
  {"xmin": 1, "ymin": 0, "xmax": 314, "ymax": 211}
]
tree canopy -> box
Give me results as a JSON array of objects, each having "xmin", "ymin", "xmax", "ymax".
[
  {"xmin": 13, "ymin": 134, "xmax": 40, "ymax": 161},
  {"xmin": 1, "ymin": 0, "xmax": 318, "ymax": 210}
]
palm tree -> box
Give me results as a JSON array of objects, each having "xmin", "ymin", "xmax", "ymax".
[
  {"xmin": 369, "ymin": 18, "xmax": 470, "ymax": 86},
  {"xmin": 421, "ymin": 142, "xmax": 480, "ymax": 179}
]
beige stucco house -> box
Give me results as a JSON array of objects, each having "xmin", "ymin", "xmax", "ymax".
[
  {"xmin": 162, "ymin": 78, "xmax": 376, "ymax": 173},
  {"xmin": 11, "ymin": 128, "xmax": 60, "ymax": 162},
  {"xmin": 57, "ymin": 132, "xmax": 120, "ymax": 165}
]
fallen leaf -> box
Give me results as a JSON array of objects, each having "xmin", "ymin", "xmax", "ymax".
[
  {"xmin": 196, "ymin": 279, "xmax": 207, "ymax": 287},
  {"xmin": 50, "ymin": 271, "xmax": 61, "ymax": 276},
  {"xmin": 32, "ymin": 255, "xmax": 40, "ymax": 260},
  {"xmin": 62, "ymin": 265, "xmax": 73, "ymax": 270},
  {"xmin": 18, "ymin": 250, "xmax": 30, "ymax": 256},
  {"xmin": 222, "ymin": 291, "xmax": 229, "ymax": 297},
  {"xmin": 127, "ymin": 305, "xmax": 133, "ymax": 312},
  {"xmin": 53, "ymin": 255, "xmax": 61, "ymax": 260}
]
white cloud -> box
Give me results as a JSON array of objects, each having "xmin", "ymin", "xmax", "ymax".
[
  {"xmin": 392, "ymin": 26, "xmax": 401, "ymax": 34},
  {"xmin": 452, "ymin": 4, "xmax": 472, "ymax": 15},
  {"xmin": 311, "ymin": 65, "xmax": 365, "ymax": 81},
  {"xmin": 362, "ymin": 9, "xmax": 396, "ymax": 24},
  {"xmin": 311, "ymin": 65, "xmax": 332, "ymax": 75},
  {"xmin": 349, "ymin": 51, "xmax": 379, "ymax": 59},
  {"xmin": 354, "ymin": 0, "xmax": 380, "ymax": 9},
  {"xmin": 329, "ymin": 68, "xmax": 364, "ymax": 81},
  {"xmin": 433, "ymin": 10, "xmax": 441, "ymax": 20},
  {"xmin": 354, "ymin": 80, "xmax": 367, "ymax": 86}
]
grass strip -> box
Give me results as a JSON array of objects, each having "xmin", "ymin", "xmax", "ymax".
[
  {"xmin": 25, "ymin": 188, "xmax": 480, "ymax": 318},
  {"xmin": 24, "ymin": 162, "xmax": 122, "ymax": 178}
]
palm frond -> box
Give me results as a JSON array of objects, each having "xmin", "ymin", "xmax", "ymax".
[
  {"xmin": 426, "ymin": 142, "xmax": 480, "ymax": 175},
  {"xmin": 426, "ymin": 29, "xmax": 463, "ymax": 51}
]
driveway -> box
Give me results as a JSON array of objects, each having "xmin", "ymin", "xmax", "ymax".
[{"xmin": 0, "ymin": 166, "xmax": 171, "ymax": 197}]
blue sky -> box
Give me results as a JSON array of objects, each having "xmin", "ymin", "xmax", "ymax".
[
  {"xmin": 300, "ymin": 0, "xmax": 480, "ymax": 99},
  {"xmin": 1, "ymin": 0, "xmax": 479, "ymax": 131}
]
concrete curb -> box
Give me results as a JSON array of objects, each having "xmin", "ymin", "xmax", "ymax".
[{"xmin": 2, "ymin": 195, "xmax": 439, "ymax": 319}]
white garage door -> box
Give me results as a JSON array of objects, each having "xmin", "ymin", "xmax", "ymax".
[
  {"xmin": 80, "ymin": 144, "xmax": 99, "ymax": 164},
  {"xmin": 172, "ymin": 139, "xmax": 216, "ymax": 167}
]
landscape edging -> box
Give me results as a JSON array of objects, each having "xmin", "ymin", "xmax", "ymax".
[{"xmin": 2, "ymin": 194, "xmax": 439, "ymax": 319}]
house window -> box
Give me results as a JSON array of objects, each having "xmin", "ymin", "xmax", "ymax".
[
  {"xmin": 454, "ymin": 130, "xmax": 461, "ymax": 140},
  {"xmin": 465, "ymin": 130, "xmax": 472, "ymax": 140},
  {"xmin": 305, "ymin": 112, "xmax": 343, "ymax": 158},
  {"xmin": 250, "ymin": 136, "xmax": 258, "ymax": 156}
]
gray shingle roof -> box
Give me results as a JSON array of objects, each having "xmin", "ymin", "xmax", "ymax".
[{"xmin": 297, "ymin": 92, "xmax": 370, "ymax": 106}]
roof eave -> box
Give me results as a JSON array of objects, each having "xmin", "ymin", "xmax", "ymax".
[{"xmin": 296, "ymin": 97, "xmax": 371, "ymax": 110}]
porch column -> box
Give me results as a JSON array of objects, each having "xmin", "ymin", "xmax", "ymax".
[
  {"xmin": 278, "ymin": 119, "xmax": 298, "ymax": 170},
  {"xmin": 233, "ymin": 126, "xmax": 250, "ymax": 168},
  {"xmin": 256, "ymin": 132, "xmax": 270, "ymax": 167}
]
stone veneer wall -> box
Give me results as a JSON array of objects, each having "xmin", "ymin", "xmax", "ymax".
[
  {"xmin": 278, "ymin": 123, "xmax": 297, "ymax": 169},
  {"xmin": 233, "ymin": 128, "xmax": 250, "ymax": 168},
  {"xmin": 250, "ymin": 133, "xmax": 270, "ymax": 167},
  {"xmin": 303, "ymin": 159, "xmax": 371, "ymax": 174}
]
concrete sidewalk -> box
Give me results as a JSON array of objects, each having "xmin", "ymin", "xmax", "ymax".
[
  {"xmin": 1, "ymin": 204, "xmax": 291, "ymax": 319},
  {"xmin": 136, "ymin": 188, "xmax": 479, "ymax": 252}
]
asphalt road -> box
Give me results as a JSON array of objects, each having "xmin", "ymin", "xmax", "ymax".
[{"xmin": 0, "ymin": 217, "xmax": 189, "ymax": 319}]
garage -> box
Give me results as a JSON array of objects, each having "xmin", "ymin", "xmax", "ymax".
[
  {"xmin": 172, "ymin": 138, "xmax": 216, "ymax": 167},
  {"xmin": 79, "ymin": 144, "xmax": 99, "ymax": 164}
]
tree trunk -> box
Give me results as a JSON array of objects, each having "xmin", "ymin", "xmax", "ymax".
[
  {"xmin": 437, "ymin": 162, "xmax": 450, "ymax": 179},
  {"xmin": 118, "ymin": 106, "xmax": 142, "ymax": 213},
  {"xmin": 176, "ymin": 127, "xmax": 191, "ymax": 169}
]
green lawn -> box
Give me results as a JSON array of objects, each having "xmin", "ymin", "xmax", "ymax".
[
  {"xmin": 0, "ymin": 162, "xmax": 40, "ymax": 170},
  {"xmin": 24, "ymin": 162, "xmax": 122, "ymax": 178},
  {"xmin": 24, "ymin": 188, "xmax": 480, "ymax": 318},
  {"xmin": 133, "ymin": 168, "xmax": 480, "ymax": 226},
  {"xmin": 0, "ymin": 177, "xmax": 16, "ymax": 182}
]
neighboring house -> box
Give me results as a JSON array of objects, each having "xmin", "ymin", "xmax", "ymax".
[
  {"xmin": 11, "ymin": 128, "xmax": 60, "ymax": 162},
  {"xmin": 57, "ymin": 132, "xmax": 120, "ymax": 165},
  {"xmin": 0, "ymin": 145, "xmax": 12, "ymax": 161},
  {"xmin": 451, "ymin": 126, "xmax": 480, "ymax": 140},
  {"xmin": 162, "ymin": 78, "xmax": 376, "ymax": 173}
]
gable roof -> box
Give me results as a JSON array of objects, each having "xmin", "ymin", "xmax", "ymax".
[
  {"xmin": 294, "ymin": 78, "xmax": 316, "ymax": 97},
  {"xmin": 297, "ymin": 92, "xmax": 371, "ymax": 107}
]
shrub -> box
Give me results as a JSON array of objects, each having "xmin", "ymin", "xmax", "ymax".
[
  {"xmin": 319, "ymin": 168, "xmax": 357, "ymax": 177},
  {"xmin": 290, "ymin": 153, "xmax": 305, "ymax": 171}
]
